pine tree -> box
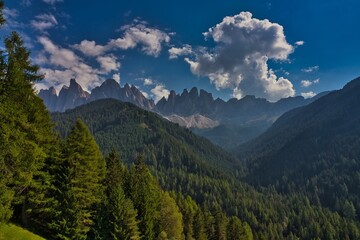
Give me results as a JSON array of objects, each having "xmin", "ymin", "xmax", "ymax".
[
  {"xmin": 129, "ymin": 155, "xmax": 160, "ymax": 240},
  {"xmin": 25, "ymin": 136, "xmax": 62, "ymax": 236},
  {"xmin": 226, "ymin": 216, "xmax": 243, "ymax": 240},
  {"xmin": 214, "ymin": 211, "xmax": 227, "ymax": 240},
  {"xmin": 193, "ymin": 209, "xmax": 207, "ymax": 240},
  {"xmin": 158, "ymin": 191, "xmax": 183, "ymax": 240},
  {"xmin": 0, "ymin": 28, "xmax": 53, "ymax": 224},
  {"xmin": 95, "ymin": 151, "xmax": 140, "ymax": 240},
  {"xmin": 54, "ymin": 119, "xmax": 106, "ymax": 240}
]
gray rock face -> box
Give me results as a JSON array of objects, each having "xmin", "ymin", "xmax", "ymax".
[
  {"xmin": 56, "ymin": 79, "xmax": 90, "ymax": 112},
  {"xmin": 39, "ymin": 86, "xmax": 58, "ymax": 111},
  {"xmin": 39, "ymin": 78, "xmax": 154, "ymax": 112},
  {"xmin": 154, "ymin": 88, "xmax": 330, "ymax": 148}
]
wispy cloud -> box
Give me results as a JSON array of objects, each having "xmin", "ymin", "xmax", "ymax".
[
  {"xmin": 73, "ymin": 20, "xmax": 171, "ymax": 57},
  {"xmin": 21, "ymin": 0, "xmax": 32, "ymax": 6},
  {"xmin": 31, "ymin": 13, "xmax": 58, "ymax": 32},
  {"xmin": 42, "ymin": 0, "xmax": 63, "ymax": 5},
  {"xmin": 301, "ymin": 78, "xmax": 320, "ymax": 87},
  {"xmin": 3, "ymin": 7, "xmax": 25, "ymax": 29},
  {"xmin": 72, "ymin": 40, "xmax": 107, "ymax": 57},
  {"xmin": 96, "ymin": 55, "xmax": 120, "ymax": 73},
  {"xmin": 3, "ymin": 8, "xmax": 19, "ymax": 18},
  {"xmin": 169, "ymin": 44, "xmax": 193, "ymax": 59},
  {"xmin": 302, "ymin": 65, "xmax": 319, "ymax": 73}
]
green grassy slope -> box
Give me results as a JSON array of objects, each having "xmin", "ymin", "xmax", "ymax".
[{"xmin": 0, "ymin": 224, "xmax": 45, "ymax": 240}]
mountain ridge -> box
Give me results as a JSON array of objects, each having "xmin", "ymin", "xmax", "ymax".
[
  {"xmin": 39, "ymin": 78, "xmax": 154, "ymax": 112},
  {"xmin": 237, "ymin": 76, "xmax": 360, "ymax": 219},
  {"xmin": 40, "ymin": 78, "xmax": 331, "ymax": 148}
]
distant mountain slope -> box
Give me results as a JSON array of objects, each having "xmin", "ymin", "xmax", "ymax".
[
  {"xmin": 157, "ymin": 88, "xmax": 329, "ymax": 149},
  {"xmin": 39, "ymin": 79, "xmax": 154, "ymax": 112},
  {"xmin": 238, "ymin": 77, "xmax": 360, "ymax": 219}
]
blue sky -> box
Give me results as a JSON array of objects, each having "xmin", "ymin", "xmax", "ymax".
[{"xmin": 3, "ymin": 0, "xmax": 360, "ymax": 102}]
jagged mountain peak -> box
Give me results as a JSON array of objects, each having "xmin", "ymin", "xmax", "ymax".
[
  {"xmin": 189, "ymin": 87, "xmax": 198, "ymax": 98},
  {"xmin": 69, "ymin": 78, "xmax": 77, "ymax": 85},
  {"xmin": 39, "ymin": 78, "xmax": 153, "ymax": 112},
  {"xmin": 180, "ymin": 88, "xmax": 189, "ymax": 97}
]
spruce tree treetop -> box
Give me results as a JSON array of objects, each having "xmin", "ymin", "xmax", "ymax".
[{"xmin": 58, "ymin": 118, "xmax": 106, "ymax": 239}]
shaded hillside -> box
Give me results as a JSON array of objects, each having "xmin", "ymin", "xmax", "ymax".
[
  {"xmin": 52, "ymin": 99, "xmax": 237, "ymax": 172},
  {"xmin": 238, "ymin": 77, "xmax": 360, "ymax": 219}
]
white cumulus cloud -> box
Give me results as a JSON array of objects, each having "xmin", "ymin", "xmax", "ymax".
[
  {"xmin": 169, "ymin": 44, "xmax": 193, "ymax": 59},
  {"xmin": 301, "ymin": 91, "xmax": 316, "ymax": 98},
  {"xmin": 184, "ymin": 11, "xmax": 295, "ymax": 102},
  {"xmin": 151, "ymin": 84, "xmax": 170, "ymax": 102},
  {"xmin": 295, "ymin": 41, "xmax": 305, "ymax": 46}
]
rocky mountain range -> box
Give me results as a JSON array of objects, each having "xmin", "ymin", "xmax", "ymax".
[
  {"xmin": 39, "ymin": 79, "xmax": 154, "ymax": 112},
  {"xmin": 154, "ymin": 86, "xmax": 330, "ymax": 148},
  {"xmin": 39, "ymin": 78, "xmax": 329, "ymax": 148}
]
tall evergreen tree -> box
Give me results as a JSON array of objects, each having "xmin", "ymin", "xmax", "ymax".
[
  {"xmin": 0, "ymin": 26, "xmax": 53, "ymax": 224},
  {"xmin": 95, "ymin": 151, "xmax": 140, "ymax": 240},
  {"xmin": 226, "ymin": 216, "xmax": 243, "ymax": 240},
  {"xmin": 193, "ymin": 209, "xmax": 207, "ymax": 240},
  {"xmin": 158, "ymin": 191, "xmax": 183, "ymax": 240},
  {"xmin": 54, "ymin": 119, "xmax": 106, "ymax": 240},
  {"xmin": 130, "ymin": 155, "xmax": 160, "ymax": 240}
]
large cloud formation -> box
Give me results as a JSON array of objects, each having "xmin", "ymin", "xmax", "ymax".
[{"xmin": 184, "ymin": 12, "xmax": 295, "ymax": 101}]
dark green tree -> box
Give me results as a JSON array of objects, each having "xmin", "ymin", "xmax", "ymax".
[
  {"xmin": 0, "ymin": 27, "xmax": 52, "ymax": 224},
  {"xmin": 214, "ymin": 211, "xmax": 227, "ymax": 240},
  {"xmin": 129, "ymin": 155, "xmax": 161, "ymax": 240},
  {"xmin": 226, "ymin": 216, "xmax": 243, "ymax": 240},
  {"xmin": 54, "ymin": 119, "xmax": 106, "ymax": 240},
  {"xmin": 157, "ymin": 191, "xmax": 183, "ymax": 239},
  {"xmin": 95, "ymin": 151, "xmax": 140, "ymax": 240},
  {"xmin": 193, "ymin": 209, "xmax": 207, "ymax": 240}
]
